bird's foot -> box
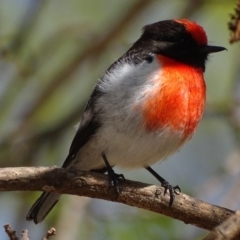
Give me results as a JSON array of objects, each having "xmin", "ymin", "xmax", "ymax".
[
  {"xmin": 101, "ymin": 152, "xmax": 125, "ymax": 193},
  {"xmin": 107, "ymin": 168, "xmax": 125, "ymax": 193},
  {"xmin": 161, "ymin": 181, "xmax": 181, "ymax": 206}
]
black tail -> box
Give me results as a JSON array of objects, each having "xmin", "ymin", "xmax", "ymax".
[{"xmin": 26, "ymin": 192, "xmax": 61, "ymax": 224}]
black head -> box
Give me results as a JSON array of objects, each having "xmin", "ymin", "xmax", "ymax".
[{"xmin": 132, "ymin": 19, "xmax": 226, "ymax": 71}]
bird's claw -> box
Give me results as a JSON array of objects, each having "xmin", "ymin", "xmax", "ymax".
[
  {"xmin": 161, "ymin": 181, "xmax": 181, "ymax": 206},
  {"xmin": 108, "ymin": 171, "xmax": 125, "ymax": 194}
]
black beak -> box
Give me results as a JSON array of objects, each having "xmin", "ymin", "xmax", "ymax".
[{"xmin": 200, "ymin": 45, "xmax": 227, "ymax": 54}]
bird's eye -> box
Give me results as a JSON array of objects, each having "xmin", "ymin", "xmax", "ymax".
[{"xmin": 145, "ymin": 54, "xmax": 154, "ymax": 63}]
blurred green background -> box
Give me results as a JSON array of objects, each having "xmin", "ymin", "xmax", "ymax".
[{"xmin": 0, "ymin": 0, "xmax": 239, "ymax": 239}]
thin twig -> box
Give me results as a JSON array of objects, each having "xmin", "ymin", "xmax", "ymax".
[
  {"xmin": 203, "ymin": 210, "xmax": 240, "ymax": 240},
  {"xmin": 228, "ymin": 0, "xmax": 240, "ymax": 44},
  {"xmin": 3, "ymin": 224, "xmax": 19, "ymax": 240},
  {"xmin": 42, "ymin": 227, "xmax": 56, "ymax": 240},
  {"xmin": 21, "ymin": 229, "xmax": 30, "ymax": 240}
]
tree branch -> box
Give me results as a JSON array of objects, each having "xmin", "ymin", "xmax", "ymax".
[
  {"xmin": 0, "ymin": 167, "xmax": 234, "ymax": 230},
  {"xmin": 21, "ymin": 229, "xmax": 30, "ymax": 240},
  {"xmin": 3, "ymin": 224, "xmax": 19, "ymax": 240},
  {"xmin": 42, "ymin": 227, "xmax": 56, "ymax": 240},
  {"xmin": 203, "ymin": 210, "xmax": 240, "ymax": 240},
  {"xmin": 3, "ymin": 224, "xmax": 56, "ymax": 240}
]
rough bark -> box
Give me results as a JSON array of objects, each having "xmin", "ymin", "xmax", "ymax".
[{"xmin": 0, "ymin": 167, "xmax": 234, "ymax": 231}]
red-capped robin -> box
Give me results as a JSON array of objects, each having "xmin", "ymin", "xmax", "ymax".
[{"xmin": 26, "ymin": 19, "xmax": 226, "ymax": 224}]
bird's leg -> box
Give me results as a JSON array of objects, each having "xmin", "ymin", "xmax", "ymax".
[
  {"xmin": 145, "ymin": 166, "xmax": 181, "ymax": 206},
  {"xmin": 101, "ymin": 152, "xmax": 125, "ymax": 193}
]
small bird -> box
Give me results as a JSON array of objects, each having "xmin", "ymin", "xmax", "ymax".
[{"xmin": 26, "ymin": 19, "xmax": 225, "ymax": 224}]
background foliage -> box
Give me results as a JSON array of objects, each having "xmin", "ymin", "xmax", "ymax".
[{"xmin": 0, "ymin": 0, "xmax": 239, "ymax": 239}]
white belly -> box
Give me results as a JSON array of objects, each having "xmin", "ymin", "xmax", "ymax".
[
  {"xmin": 73, "ymin": 119, "xmax": 187, "ymax": 171},
  {"xmin": 71, "ymin": 57, "xmax": 189, "ymax": 171}
]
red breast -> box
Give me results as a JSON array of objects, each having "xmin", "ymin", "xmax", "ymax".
[{"xmin": 142, "ymin": 55, "xmax": 206, "ymax": 141}]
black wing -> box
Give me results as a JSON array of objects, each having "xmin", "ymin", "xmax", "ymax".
[
  {"xmin": 62, "ymin": 115, "xmax": 100, "ymax": 168},
  {"xmin": 61, "ymin": 82, "xmax": 102, "ymax": 169}
]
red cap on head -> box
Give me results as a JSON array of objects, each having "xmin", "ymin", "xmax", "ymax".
[{"xmin": 175, "ymin": 19, "xmax": 208, "ymax": 45}]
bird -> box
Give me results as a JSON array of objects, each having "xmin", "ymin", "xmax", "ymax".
[{"xmin": 26, "ymin": 19, "xmax": 226, "ymax": 224}]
